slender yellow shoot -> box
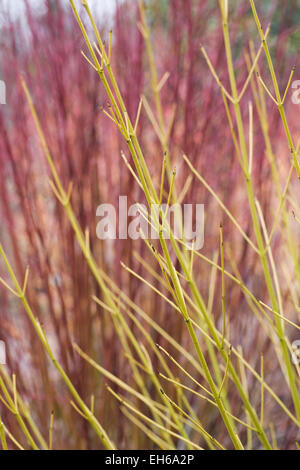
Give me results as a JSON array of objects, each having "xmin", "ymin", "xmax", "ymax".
[
  {"xmin": 260, "ymin": 355, "xmax": 264, "ymax": 427},
  {"xmin": 48, "ymin": 180, "xmax": 73, "ymax": 207},
  {"xmin": 167, "ymin": 168, "xmax": 176, "ymax": 208},
  {"xmin": 238, "ymin": 26, "xmax": 270, "ymax": 102},
  {"xmin": 93, "ymin": 41, "xmax": 102, "ymax": 60},
  {"xmin": 220, "ymin": 224, "xmax": 226, "ymax": 349},
  {"xmin": 70, "ymin": 401, "xmax": 88, "ymax": 420},
  {"xmin": 0, "ymin": 416, "xmax": 7, "ymax": 450},
  {"xmin": 107, "ymin": 386, "xmax": 188, "ymax": 447},
  {"xmin": 134, "ymin": 98, "xmax": 143, "ymax": 133},
  {"xmin": 101, "ymin": 107, "xmax": 118, "ymax": 125},
  {"xmin": 48, "ymin": 180, "xmax": 65, "ymax": 206},
  {"xmin": 120, "ymin": 151, "xmax": 143, "ymax": 189},
  {"xmin": 269, "ymin": 422, "xmax": 278, "ymax": 450},
  {"xmin": 124, "ymin": 110, "xmax": 129, "ymax": 136},
  {"xmin": 221, "ymin": 91, "xmax": 244, "ymax": 172},
  {"xmin": 22, "ymin": 266, "xmax": 30, "ymax": 296},
  {"xmin": 160, "ymin": 373, "xmax": 256, "ymax": 432},
  {"xmin": 139, "ymin": 344, "xmax": 153, "ymax": 375},
  {"xmin": 124, "ymin": 354, "xmax": 149, "ymax": 374},
  {"xmin": 296, "ymin": 139, "xmax": 300, "ymax": 156},
  {"xmin": 122, "ymin": 407, "xmax": 173, "ymax": 450},
  {"xmin": 248, "ymin": 102, "xmax": 253, "ymax": 175},
  {"xmin": 93, "ymin": 41, "xmax": 104, "ymax": 69},
  {"xmin": 224, "ymin": 0, "xmax": 228, "ymax": 20},
  {"xmin": 189, "ymin": 241, "xmax": 195, "ymax": 279},
  {"xmin": 257, "ymin": 73, "xmax": 278, "ymax": 105},
  {"xmin": 103, "ymin": 104, "xmax": 127, "ymax": 139},
  {"xmin": 166, "ymin": 104, "xmax": 176, "ymax": 144},
  {"xmin": 201, "ymin": 46, "xmax": 234, "ymax": 103},
  {"xmin": 92, "ymin": 295, "xmax": 116, "ymax": 315},
  {"xmin": 259, "ymin": 301, "xmax": 300, "ymax": 331},
  {"xmin": 160, "ymin": 388, "xmax": 225, "ymax": 450},
  {"xmin": 218, "ymin": 347, "xmax": 231, "ymax": 397},
  {"xmin": 108, "ymin": 30, "xmax": 112, "ymax": 64},
  {"xmin": 0, "ymin": 395, "xmax": 14, "ymax": 414},
  {"xmin": 177, "ymin": 175, "xmax": 193, "ymax": 205},
  {"xmin": 90, "ymin": 395, "xmax": 95, "ymax": 415},
  {"xmin": 234, "ymin": 433, "xmax": 244, "ymax": 450},
  {"xmin": 81, "ymin": 50, "xmax": 98, "ymax": 71},
  {"xmin": 49, "ymin": 411, "xmax": 54, "ymax": 450},
  {"xmin": 156, "ymin": 344, "xmax": 212, "ymax": 396},
  {"xmin": 12, "ymin": 375, "xmax": 18, "ymax": 414},
  {"xmin": 156, "ymin": 72, "xmax": 170, "ymax": 93},
  {"xmin": 264, "ymin": 164, "xmax": 293, "ymax": 250},
  {"xmin": 282, "ymin": 66, "xmax": 295, "ymax": 104},
  {"xmin": 207, "ymin": 251, "xmax": 219, "ymax": 314},
  {"xmin": 83, "ymin": 229, "xmax": 90, "ymax": 258},
  {"xmin": 142, "ymin": 95, "xmax": 164, "ymax": 143},
  {"xmin": 159, "ymin": 157, "xmax": 166, "ymax": 204},
  {"xmin": 136, "ymin": 21, "xmax": 147, "ymax": 40},
  {"xmin": 66, "ymin": 182, "xmax": 73, "ymax": 203},
  {"xmin": 0, "ymin": 277, "xmax": 19, "ymax": 298},
  {"xmin": 2, "ymin": 424, "xmax": 23, "ymax": 450},
  {"xmin": 183, "ymin": 154, "xmax": 259, "ymax": 253},
  {"xmin": 292, "ymin": 210, "xmax": 300, "ymax": 226}
]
